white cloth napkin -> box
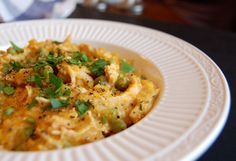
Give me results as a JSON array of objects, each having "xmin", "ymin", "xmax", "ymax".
[{"xmin": 0, "ymin": 0, "xmax": 76, "ymax": 22}]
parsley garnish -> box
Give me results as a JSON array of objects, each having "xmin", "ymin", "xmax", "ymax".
[
  {"xmin": 39, "ymin": 87, "xmax": 55, "ymax": 98},
  {"xmin": 121, "ymin": 60, "xmax": 135, "ymax": 74},
  {"xmin": 68, "ymin": 52, "xmax": 88, "ymax": 65},
  {"xmin": 47, "ymin": 53, "xmax": 63, "ymax": 67},
  {"xmin": 39, "ymin": 85, "xmax": 68, "ymax": 99},
  {"xmin": 75, "ymin": 100, "xmax": 90, "ymax": 117},
  {"xmin": 34, "ymin": 61, "xmax": 48, "ymax": 71},
  {"xmin": 3, "ymin": 85, "xmax": 15, "ymax": 95},
  {"xmin": 34, "ymin": 53, "xmax": 63, "ymax": 71},
  {"xmin": 10, "ymin": 41, "xmax": 23, "ymax": 53},
  {"xmin": 27, "ymin": 75, "xmax": 43, "ymax": 87},
  {"xmin": 11, "ymin": 62, "xmax": 23, "ymax": 71},
  {"xmin": 89, "ymin": 59, "xmax": 109, "ymax": 77},
  {"xmin": 49, "ymin": 73, "xmax": 63, "ymax": 89},
  {"xmin": 50, "ymin": 99, "xmax": 70, "ymax": 109}
]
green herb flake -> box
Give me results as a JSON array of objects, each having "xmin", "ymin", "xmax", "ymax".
[
  {"xmin": 27, "ymin": 75, "xmax": 43, "ymax": 87},
  {"xmin": 68, "ymin": 52, "xmax": 88, "ymax": 65},
  {"xmin": 102, "ymin": 115, "xmax": 107, "ymax": 124},
  {"xmin": 89, "ymin": 59, "xmax": 109, "ymax": 77},
  {"xmin": 24, "ymin": 126, "xmax": 34, "ymax": 138},
  {"xmin": 49, "ymin": 73, "xmax": 63, "ymax": 89},
  {"xmin": 75, "ymin": 100, "xmax": 90, "ymax": 117},
  {"xmin": 3, "ymin": 86, "xmax": 15, "ymax": 95},
  {"xmin": 4, "ymin": 106, "xmax": 15, "ymax": 116},
  {"xmin": 27, "ymin": 99, "xmax": 38, "ymax": 110},
  {"xmin": 24, "ymin": 116, "xmax": 36, "ymax": 125},
  {"xmin": 121, "ymin": 60, "xmax": 135, "ymax": 74},
  {"xmin": 2, "ymin": 63, "xmax": 12, "ymax": 74},
  {"xmin": 63, "ymin": 86, "xmax": 71, "ymax": 96},
  {"xmin": 47, "ymin": 53, "xmax": 63, "ymax": 67},
  {"xmin": 68, "ymin": 58, "xmax": 81, "ymax": 65},
  {"xmin": 80, "ymin": 53, "xmax": 88, "ymax": 62},
  {"xmin": 0, "ymin": 82, "xmax": 5, "ymax": 91},
  {"xmin": 11, "ymin": 62, "xmax": 23, "ymax": 71},
  {"xmin": 34, "ymin": 75, "xmax": 43, "ymax": 87},
  {"xmin": 34, "ymin": 61, "xmax": 48, "ymax": 71},
  {"xmin": 50, "ymin": 99, "xmax": 70, "ymax": 109},
  {"xmin": 40, "ymin": 87, "xmax": 55, "ymax": 98},
  {"xmin": 10, "ymin": 41, "xmax": 24, "ymax": 53}
]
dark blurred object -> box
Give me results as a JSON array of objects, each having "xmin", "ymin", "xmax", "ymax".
[
  {"xmin": 160, "ymin": 0, "xmax": 236, "ymax": 30},
  {"xmin": 96, "ymin": 0, "xmax": 144, "ymax": 15},
  {"xmin": 78, "ymin": 0, "xmax": 144, "ymax": 15},
  {"xmin": 77, "ymin": 0, "xmax": 236, "ymax": 32}
]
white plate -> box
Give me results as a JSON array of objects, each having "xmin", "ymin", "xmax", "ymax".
[{"xmin": 0, "ymin": 19, "xmax": 230, "ymax": 161}]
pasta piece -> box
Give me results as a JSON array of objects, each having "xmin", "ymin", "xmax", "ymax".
[
  {"xmin": 129, "ymin": 80, "xmax": 160, "ymax": 123},
  {"xmin": 104, "ymin": 63, "xmax": 120, "ymax": 85},
  {"xmin": 57, "ymin": 62, "xmax": 94, "ymax": 88}
]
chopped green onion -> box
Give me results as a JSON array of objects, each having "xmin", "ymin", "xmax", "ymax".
[
  {"xmin": 4, "ymin": 106, "xmax": 15, "ymax": 116},
  {"xmin": 75, "ymin": 100, "xmax": 90, "ymax": 117},
  {"xmin": 27, "ymin": 99, "xmax": 38, "ymax": 110},
  {"xmin": 50, "ymin": 99, "xmax": 70, "ymax": 109},
  {"xmin": 89, "ymin": 59, "xmax": 109, "ymax": 77},
  {"xmin": 121, "ymin": 60, "xmax": 135, "ymax": 74},
  {"xmin": 3, "ymin": 86, "xmax": 15, "ymax": 95},
  {"xmin": 10, "ymin": 41, "xmax": 23, "ymax": 53}
]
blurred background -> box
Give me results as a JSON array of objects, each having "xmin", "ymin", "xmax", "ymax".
[
  {"xmin": 76, "ymin": 0, "xmax": 236, "ymax": 32},
  {"xmin": 0, "ymin": 0, "xmax": 236, "ymax": 32}
]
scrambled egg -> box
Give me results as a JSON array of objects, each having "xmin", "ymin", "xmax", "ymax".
[{"xmin": 0, "ymin": 37, "xmax": 160, "ymax": 151}]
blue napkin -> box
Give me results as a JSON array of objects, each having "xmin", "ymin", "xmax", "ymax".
[{"xmin": 0, "ymin": 0, "xmax": 76, "ymax": 22}]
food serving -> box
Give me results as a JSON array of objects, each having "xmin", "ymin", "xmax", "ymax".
[{"xmin": 0, "ymin": 37, "xmax": 160, "ymax": 151}]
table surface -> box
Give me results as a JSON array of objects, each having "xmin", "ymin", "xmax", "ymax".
[{"xmin": 69, "ymin": 5, "xmax": 236, "ymax": 161}]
